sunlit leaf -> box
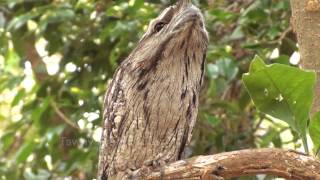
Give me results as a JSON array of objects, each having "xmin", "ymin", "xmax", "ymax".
[{"xmin": 243, "ymin": 56, "xmax": 316, "ymax": 151}]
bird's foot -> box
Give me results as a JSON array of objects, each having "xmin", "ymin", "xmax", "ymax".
[
  {"xmin": 143, "ymin": 153, "xmax": 168, "ymax": 170},
  {"xmin": 126, "ymin": 154, "xmax": 168, "ymax": 179},
  {"xmin": 125, "ymin": 166, "xmax": 152, "ymax": 180}
]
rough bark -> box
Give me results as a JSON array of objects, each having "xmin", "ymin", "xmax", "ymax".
[
  {"xmin": 291, "ymin": 0, "xmax": 320, "ymax": 115},
  {"xmin": 147, "ymin": 148, "xmax": 320, "ymax": 180}
]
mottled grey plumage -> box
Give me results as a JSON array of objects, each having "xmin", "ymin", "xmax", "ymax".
[{"xmin": 97, "ymin": 0, "xmax": 208, "ymax": 179}]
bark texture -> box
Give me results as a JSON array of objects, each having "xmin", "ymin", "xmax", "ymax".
[
  {"xmin": 291, "ymin": 0, "xmax": 320, "ymax": 115},
  {"xmin": 147, "ymin": 148, "xmax": 320, "ymax": 180},
  {"xmin": 97, "ymin": 0, "xmax": 208, "ymax": 179}
]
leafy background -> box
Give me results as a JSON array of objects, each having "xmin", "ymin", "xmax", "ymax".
[{"xmin": 0, "ymin": 0, "xmax": 317, "ymax": 179}]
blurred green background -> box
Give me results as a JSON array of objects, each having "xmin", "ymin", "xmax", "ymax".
[{"xmin": 0, "ymin": 0, "xmax": 302, "ymax": 179}]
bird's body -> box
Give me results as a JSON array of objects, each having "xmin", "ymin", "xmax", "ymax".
[{"xmin": 98, "ymin": 0, "xmax": 208, "ymax": 179}]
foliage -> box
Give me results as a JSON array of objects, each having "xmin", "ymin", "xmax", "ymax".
[
  {"xmin": 0, "ymin": 0, "xmax": 318, "ymax": 179},
  {"xmin": 243, "ymin": 56, "xmax": 316, "ymax": 152},
  {"xmin": 310, "ymin": 112, "xmax": 320, "ymax": 155}
]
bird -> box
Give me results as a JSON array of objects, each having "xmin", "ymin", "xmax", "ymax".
[{"xmin": 97, "ymin": 0, "xmax": 208, "ymax": 179}]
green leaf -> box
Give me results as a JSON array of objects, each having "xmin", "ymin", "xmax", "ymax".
[
  {"xmin": 228, "ymin": 26, "xmax": 244, "ymax": 41},
  {"xmin": 243, "ymin": 56, "xmax": 316, "ymax": 151},
  {"xmin": 205, "ymin": 114, "xmax": 221, "ymax": 127},
  {"xmin": 207, "ymin": 58, "xmax": 239, "ymax": 81},
  {"xmin": 132, "ymin": 0, "xmax": 144, "ymax": 9},
  {"xmin": 14, "ymin": 141, "xmax": 37, "ymax": 163},
  {"xmin": 249, "ymin": 55, "xmax": 265, "ymax": 73},
  {"xmin": 23, "ymin": 168, "xmax": 51, "ymax": 180},
  {"xmin": 39, "ymin": 8, "xmax": 75, "ymax": 31},
  {"xmin": 11, "ymin": 88, "xmax": 26, "ymax": 107},
  {"xmin": 6, "ymin": 5, "xmax": 54, "ymax": 31},
  {"xmin": 0, "ymin": 131, "xmax": 15, "ymax": 152},
  {"xmin": 310, "ymin": 112, "xmax": 320, "ymax": 153},
  {"xmin": 274, "ymin": 55, "xmax": 290, "ymax": 65},
  {"xmin": 7, "ymin": 14, "xmax": 33, "ymax": 30},
  {"xmin": 207, "ymin": 63, "xmax": 219, "ymax": 79},
  {"xmin": 210, "ymin": 9, "xmax": 236, "ymax": 21},
  {"xmin": 7, "ymin": 11, "xmax": 40, "ymax": 31},
  {"xmin": 4, "ymin": 48, "xmax": 20, "ymax": 73},
  {"xmin": 31, "ymin": 97, "xmax": 51, "ymax": 125},
  {"xmin": 260, "ymin": 128, "xmax": 282, "ymax": 148}
]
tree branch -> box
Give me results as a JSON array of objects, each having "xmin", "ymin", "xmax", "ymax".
[{"xmin": 147, "ymin": 148, "xmax": 320, "ymax": 180}]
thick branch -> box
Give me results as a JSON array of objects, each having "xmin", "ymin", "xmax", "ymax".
[
  {"xmin": 147, "ymin": 148, "xmax": 320, "ymax": 180},
  {"xmin": 290, "ymin": 0, "xmax": 320, "ymax": 115}
]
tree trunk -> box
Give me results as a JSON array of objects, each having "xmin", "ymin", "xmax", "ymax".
[{"xmin": 290, "ymin": 0, "xmax": 320, "ymax": 115}]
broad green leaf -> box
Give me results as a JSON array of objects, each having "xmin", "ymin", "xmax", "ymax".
[
  {"xmin": 243, "ymin": 56, "xmax": 316, "ymax": 146},
  {"xmin": 249, "ymin": 56, "xmax": 265, "ymax": 73},
  {"xmin": 310, "ymin": 112, "xmax": 320, "ymax": 153}
]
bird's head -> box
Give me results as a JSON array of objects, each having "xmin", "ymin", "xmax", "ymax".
[{"xmin": 128, "ymin": 0, "xmax": 208, "ymax": 66}]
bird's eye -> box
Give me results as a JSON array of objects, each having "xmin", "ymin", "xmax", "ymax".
[{"xmin": 154, "ymin": 22, "xmax": 166, "ymax": 32}]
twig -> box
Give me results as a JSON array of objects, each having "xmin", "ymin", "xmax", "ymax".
[
  {"xmin": 50, "ymin": 101, "xmax": 80, "ymax": 130},
  {"xmin": 268, "ymin": 27, "xmax": 293, "ymax": 45}
]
